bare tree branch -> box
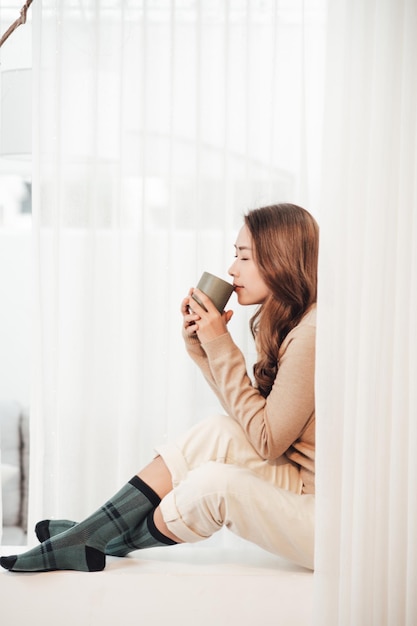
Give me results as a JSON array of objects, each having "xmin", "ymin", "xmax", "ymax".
[{"xmin": 0, "ymin": 1, "xmax": 34, "ymax": 49}]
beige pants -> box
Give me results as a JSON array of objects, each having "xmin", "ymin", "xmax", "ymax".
[{"xmin": 155, "ymin": 415, "xmax": 315, "ymax": 570}]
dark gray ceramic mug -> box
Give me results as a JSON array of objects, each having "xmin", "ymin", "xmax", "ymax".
[{"xmin": 192, "ymin": 272, "xmax": 234, "ymax": 313}]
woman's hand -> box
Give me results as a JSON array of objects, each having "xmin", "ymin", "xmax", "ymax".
[
  {"xmin": 181, "ymin": 288, "xmax": 233, "ymax": 342},
  {"xmin": 181, "ymin": 288, "xmax": 200, "ymax": 337}
]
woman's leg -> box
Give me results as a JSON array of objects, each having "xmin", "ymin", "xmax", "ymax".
[
  {"xmin": 137, "ymin": 413, "xmax": 304, "ymax": 545},
  {"xmin": 137, "ymin": 455, "xmax": 173, "ymax": 498},
  {"xmin": 156, "ymin": 461, "xmax": 315, "ymax": 570},
  {"xmin": 139, "ymin": 457, "xmax": 183, "ymax": 543},
  {"xmin": 0, "ymin": 472, "xmax": 170, "ymax": 572},
  {"xmin": 35, "ymin": 455, "xmax": 180, "ymax": 556},
  {"xmin": 155, "ymin": 414, "xmax": 302, "ymax": 492},
  {"xmin": 36, "ymin": 414, "xmax": 300, "ymax": 554},
  {"xmin": 27, "ymin": 414, "xmax": 301, "ymax": 566},
  {"xmin": 99, "ymin": 457, "xmax": 182, "ymax": 552},
  {"xmin": 153, "ymin": 506, "xmax": 182, "ymax": 543}
]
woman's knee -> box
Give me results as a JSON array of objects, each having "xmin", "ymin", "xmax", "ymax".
[
  {"xmin": 181, "ymin": 461, "xmax": 243, "ymax": 495},
  {"xmin": 155, "ymin": 414, "xmax": 259, "ymax": 488},
  {"xmin": 193, "ymin": 414, "xmax": 251, "ymax": 460}
]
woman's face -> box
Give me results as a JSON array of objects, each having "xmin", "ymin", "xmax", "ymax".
[{"xmin": 228, "ymin": 224, "xmax": 271, "ymax": 306}]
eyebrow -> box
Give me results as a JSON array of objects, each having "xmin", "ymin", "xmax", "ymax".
[{"xmin": 234, "ymin": 244, "xmax": 252, "ymax": 251}]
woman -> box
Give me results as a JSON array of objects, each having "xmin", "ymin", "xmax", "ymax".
[{"xmin": 1, "ymin": 203, "xmax": 318, "ymax": 573}]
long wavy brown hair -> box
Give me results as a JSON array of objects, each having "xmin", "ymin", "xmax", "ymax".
[{"xmin": 245, "ymin": 203, "xmax": 319, "ymax": 397}]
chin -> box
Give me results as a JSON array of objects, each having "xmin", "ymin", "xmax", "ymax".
[
  {"xmin": 236, "ymin": 290, "xmax": 260, "ymax": 306},
  {"xmin": 238, "ymin": 296, "xmax": 256, "ymax": 306}
]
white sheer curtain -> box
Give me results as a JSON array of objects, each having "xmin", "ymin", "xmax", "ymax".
[
  {"xmin": 315, "ymin": 0, "xmax": 417, "ymax": 623},
  {"xmin": 29, "ymin": 0, "xmax": 325, "ymax": 530},
  {"xmin": 25, "ymin": 3, "xmax": 417, "ymax": 621}
]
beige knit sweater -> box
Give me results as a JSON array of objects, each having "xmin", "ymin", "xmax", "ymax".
[{"xmin": 184, "ymin": 306, "xmax": 316, "ymax": 494}]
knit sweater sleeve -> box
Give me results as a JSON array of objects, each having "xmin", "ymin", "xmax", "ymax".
[
  {"xmin": 200, "ymin": 317, "xmax": 316, "ymax": 461},
  {"xmin": 183, "ymin": 331, "xmax": 233, "ymax": 414}
]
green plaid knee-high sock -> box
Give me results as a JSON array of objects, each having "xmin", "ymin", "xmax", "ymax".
[
  {"xmin": 35, "ymin": 511, "xmax": 177, "ymax": 557},
  {"xmin": 0, "ymin": 476, "xmax": 161, "ymax": 573}
]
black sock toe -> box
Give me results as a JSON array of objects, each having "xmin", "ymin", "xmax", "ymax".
[{"xmin": 0, "ymin": 555, "xmax": 18, "ymax": 570}]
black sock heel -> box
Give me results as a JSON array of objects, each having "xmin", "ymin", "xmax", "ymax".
[
  {"xmin": 35, "ymin": 520, "xmax": 51, "ymax": 542},
  {"xmin": 85, "ymin": 546, "xmax": 106, "ymax": 572}
]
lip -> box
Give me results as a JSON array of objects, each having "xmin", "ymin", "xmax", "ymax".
[{"xmin": 233, "ymin": 284, "xmax": 243, "ymax": 291}]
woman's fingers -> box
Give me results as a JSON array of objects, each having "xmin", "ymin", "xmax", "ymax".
[{"xmin": 180, "ymin": 293, "xmax": 201, "ymax": 336}]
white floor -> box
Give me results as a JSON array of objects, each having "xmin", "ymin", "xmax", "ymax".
[{"xmin": 0, "ymin": 538, "xmax": 314, "ymax": 626}]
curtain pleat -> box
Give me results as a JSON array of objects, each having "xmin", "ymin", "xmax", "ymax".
[
  {"xmin": 28, "ymin": 0, "xmax": 325, "ymax": 538},
  {"xmin": 315, "ymin": 0, "xmax": 417, "ymax": 623},
  {"xmin": 17, "ymin": 1, "xmax": 416, "ymax": 622}
]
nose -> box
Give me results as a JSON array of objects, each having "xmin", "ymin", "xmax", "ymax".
[{"xmin": 228, "ymin": 259, "xmax": 238, "ymax": 278}]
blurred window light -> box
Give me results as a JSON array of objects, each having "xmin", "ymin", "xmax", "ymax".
[{"xmin": 0, "ymin": 174, "xmax": 31, "ymax": 227}]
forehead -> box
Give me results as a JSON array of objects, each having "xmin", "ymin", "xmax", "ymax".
[{"xmin": 234, "ymin": 224, "xmax": 253, "ymax": 248}]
